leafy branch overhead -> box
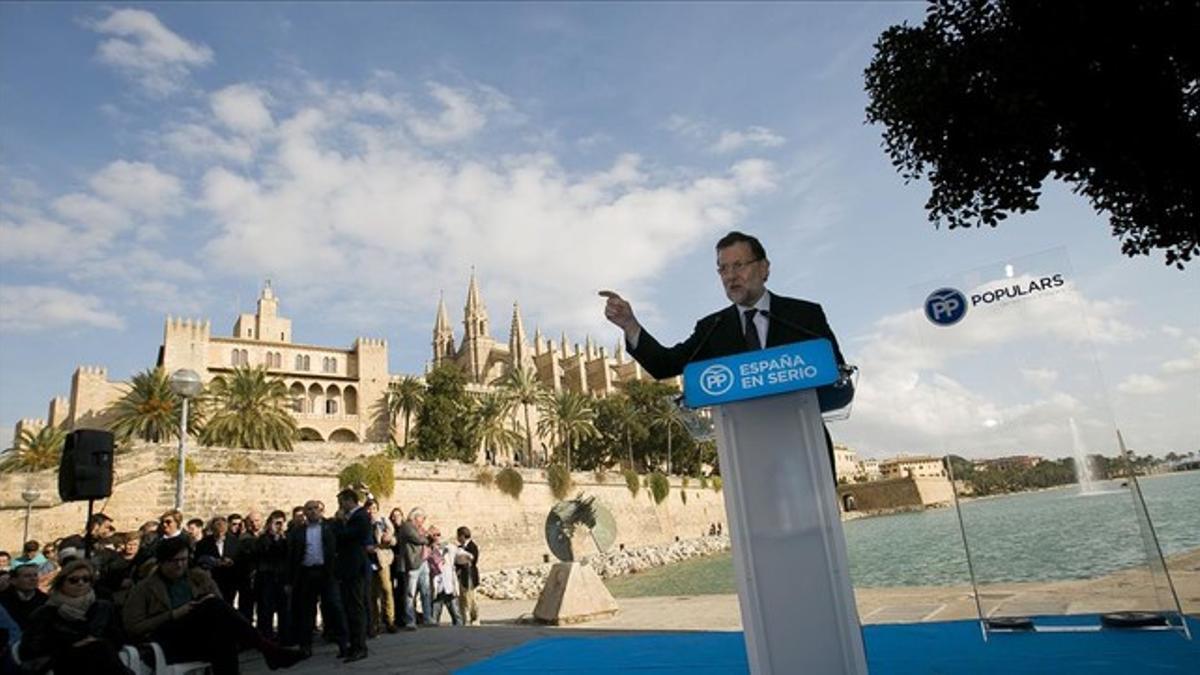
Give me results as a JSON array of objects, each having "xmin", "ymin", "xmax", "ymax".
[{"xmin": 865, "ymin": 0, "xmax": 1200, "ymax": 268}]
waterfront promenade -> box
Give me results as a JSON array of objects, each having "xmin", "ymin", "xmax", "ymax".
[{"xmin": 243, "ymin": 548, "xmax": 1199, "ymax": 673}]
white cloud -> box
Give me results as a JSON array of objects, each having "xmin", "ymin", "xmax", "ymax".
[
  {"xmin": 1020, "ymin": 367, "xmax": 1059, "ymax": 388},
  {"xmin": 711, "ymin": 126, "xmax": 786, "ymax": 154},
  {"xmin": 1161, "ymin": 340, "xmax": 1200, "ymax": 374},
  {"xmin": 211, "ymin": 84, "xmax": 274, "ymax": 134},
  {"xmin": 88, "ymin": 8, "xmax": 213, "ymax": 96},
  {"xmin": 406, "ymin": 82, "xmax": 493, "ymax": 144},
  {"xmin": 0, "ymin": 217, "xmax": 75, "ymax": 262},
  {"xmin": 664, "ymin": 116, "xmax": 786, "ymax": 154},
  {"xmin": 196, "ymin": 89, "xmax": 777, "ymax": 331},
  {"xmin": 52, "ymin": 192, "xmax": 131, "ymax": 237},
  {"xmin": 1117, "ymin": 374, "xmax": 1168, "ymax": 395},
  {"xmin": 0, "ymin": 286, "xmax": 124, "ymax": 332},
  {"xmin": 88, "ymin": 160, "xmax": 184, "ymax": 217},
  {"xmin": 163, "ymin": 124, "xmax": 255, "ymax": 163},
  {"xmin": 1161, "ymin": 324, "xmax": 1184, "ymax": 338}
]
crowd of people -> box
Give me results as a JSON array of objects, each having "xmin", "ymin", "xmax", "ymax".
[{"xmin": 0, "ymin": 487, "xmax": 482, "ymax": 674}]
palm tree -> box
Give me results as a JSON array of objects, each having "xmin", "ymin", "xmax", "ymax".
[
  {"xmin": 650, "ymin": 399, "xmax": 688, "ymax": 475},
  {"xmin": 494, "ymin": 367, "xmax": 547, "ymax": 465},
  {"xmin": 386, "ymin": 376, "xmax": 425, "ymax": 453},
  {"xmin": 109, "ymin": 367, "xmax": 200, "ymax": 444},
  {"xmin": 537, "ymin": 391, "xmax": 598, "ymax": 472},
  {"xmin": 200, "ymin": 366, "xmax": 298, "ymax": 451},
  {"xmin": 470, "ymin": 392, "xmax": 523, "ymax": 465},
  {"xmin": 607, "ymin": 395, "xmax": 640, "ymax": 471},
  {"xmin": 1, "ymin": 424, "xmax": 67, "ymax": 472}
]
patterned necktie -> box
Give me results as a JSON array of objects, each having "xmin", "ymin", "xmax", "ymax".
[{"xmin": 743, "ymin": 308, "xmax": 762, "ymax": 350}]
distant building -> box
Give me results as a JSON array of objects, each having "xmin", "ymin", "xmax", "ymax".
[
  {"xmin": 973, "ymin": 454, "xmax": 1043, "ymax": 472},
  {"xmin": 879, "ymin": 455, "xmax": 945, "ymax": 480},
  {"xmin": 833, "ymin": 444, "xmax": 858, "ymax": 483},
  {"xmin": 856, "ymin": 457, "xmax": 882, "ymax": 482}
]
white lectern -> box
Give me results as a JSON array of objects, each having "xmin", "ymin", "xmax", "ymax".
[{"xmin": 684, "ymin": 339, "xmax": 867, "ymax": 675}]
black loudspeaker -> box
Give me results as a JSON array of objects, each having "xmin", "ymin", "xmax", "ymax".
[{"xmin": 58, "ymin": 429, "xmax": 115, "ymax": 501}]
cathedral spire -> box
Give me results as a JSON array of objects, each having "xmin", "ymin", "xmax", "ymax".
[
  {"xmin": 432, "ymin": 292, "xmax": 454, "ymax": 365},
  {"xmin": 508, "ymin": 302, "xmax": 532, "ymax": 370},
  {"xmin": 463, "ymin": 267, "xmax": 489, "ymax": 339}
]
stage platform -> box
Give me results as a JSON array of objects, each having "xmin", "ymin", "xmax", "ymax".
[{"xmin": 458, "ymin": 615, "xmax": 1199, "ymax": 674}]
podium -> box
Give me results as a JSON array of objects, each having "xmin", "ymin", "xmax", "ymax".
[{"xmin": 684, "ymin": 339, "xmax": 867, "ymax": 675}]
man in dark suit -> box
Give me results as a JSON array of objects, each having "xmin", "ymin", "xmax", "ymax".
[
  {"xmin": 334, "ymin": 489, "xmax": 372, "ymax": 662},
  {"xmin": 602, "ymin": 230, "xmax": 849, "ymax": 471},
  {"xmin": 286, "ymin": 500, "xmax": 347, "ymax": 659}
]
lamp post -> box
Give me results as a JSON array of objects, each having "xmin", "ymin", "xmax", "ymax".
[
  {"xmin": 21, "ymin": 486, "xmax": 39, "ymax": 543},
  {"xmin": 169, "ymin": 369, "xmax": 202, "ymax": 511}
]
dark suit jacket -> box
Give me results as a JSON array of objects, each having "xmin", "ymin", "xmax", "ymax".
[
  {"xmin": 629, "ymin": 292, "xmax": 850, "ymax": 411},
  {"xmin": 335, "ymin": 507, "xmax": 372, "ymax": 581},
  {"xmin": 455, "ymin": 539, "xmax": 480, "ymax": 589},
  {"xmin": 286, "ymin": 520, "xmax": 337, "ymax": 585}
]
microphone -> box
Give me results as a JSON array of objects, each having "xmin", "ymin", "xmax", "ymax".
[
  {"xmin": 757, "ymin": 309, "xmax": 826, "ymax": 342},
  {"xmin": 683, "ymin": 313, "xmax": 724, "ymax": 366}
]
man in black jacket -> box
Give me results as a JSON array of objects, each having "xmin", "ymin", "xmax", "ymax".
[
  {"xmin": 454, "ymin": 526, "xmax": 480, "ymax": 626},
  {"xmin": 0, "ymin": 564, "xmax": 46, "ymax": 629},
  {"xmin": 602, "ymin": 231, "xmax": 849, "ymax": 469},
  {"xmin": 334, "ymin": 489, "xmax": 372, "ymax": 662},
  {"xmin": 286, "ymin": 500, "xmax": 348, "ymax": 659}
]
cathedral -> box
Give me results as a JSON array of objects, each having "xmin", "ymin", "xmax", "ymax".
[
  {"xmin": 431, "ymin": 271, "xmax": 651, "ymax": 396},
  {"xmin": 14, "ymin": 274, "xmax": 657, "ymax": 465}
]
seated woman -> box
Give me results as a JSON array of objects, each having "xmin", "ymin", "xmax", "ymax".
[{"xmin": 18, "ymin": 559, "xmax": 129, "ymax": 675}]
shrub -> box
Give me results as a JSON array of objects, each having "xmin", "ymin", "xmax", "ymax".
[
  {"xmin": 682, "ymin": 476, "xmax": 690, "ymax": 489},
  {"xmin": 225, "ymin": 454, "xmax": 259, "ymax": 473},
  {"xmin": 364, "ymin": 454, "xmax": 395, "ymax": 498},
  {"xmin": 593, "ymin": 468, "xmax": 608, "ymax": 484},
  {"xmin": 699, "ymin": 475, "xmax": 709, "ymax": 489},
  {"xmin": 547, "ymin": 464, "xmax": 573, "ymax": 500},
  {"xmin": 163, "ymin": 456, "xmax": 198, "ymax": 482},
  {"xmin": 648, "ymin": 472, "xmax": 670, "ymax": 504},
  {"xmin": 338, "ymin": 462, "xmax": 368, "ymax": 491},
  {"xmin": 475, "ymin": 467, "xmax": 495, "ymax": 487},
  {"xmin": 497, "ymin": 467, "xmax": 524, "ymax": 499},
  {"xmin": 710, "ymin": 476, "xmax": 723, "ymax": 492},
  {"xmin": 623, "ymin": 469, "xmax": 640, "ymax": 497},
  {"xmin": 681, "ymin": 489, "xmax": 688, "ymax": 505}
]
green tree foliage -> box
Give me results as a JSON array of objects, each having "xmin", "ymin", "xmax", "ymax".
[
  {"xmin": 547, "ymin": 463, "xmax": 573, "ymax": 500},
  {"xmin": 649, "ymin": 398, "xmax": 688, "ymax": 475},
  {"xmin": 1, "ymin": 424, "xmax": 68, "ymax": 472},
  {"xmin": 414, "ymin": 365, "xmax": 474, "ymax": 462},
  {"xmin": 338, "ymin": 454, "xmax": 396, "ymax": 498},
  {"xmin": 496, "ymin": 467, "xmax": 524, "ymax": 499},
  {"xmin": 200, "ymin": 366, "xmax": 298, "ymax": 450},
  {"xmin": 537, "ymin": 391, "xmax": 598, "ymax": 472},
  {"xmin": 470, "ymin": 391, "xmax": 523, "ymax": 465},
  {"xmin": 163, "ymin": 455, "xmax": 199, "ymax": 482},
  {"xmin": 109, "ymin": 367, "xmax": 202, "ymax": 444},
  {"xmin": 494, "ymin": 367, "xmax": 548, "ymax": 466},
  {"xmin": 386, "ymin": 376, "xmax": 425, "ymax": 454},
  {"xmin": 864, "ymin": 0, "xmax": 1200, "ymax": 268},
  {"xmin": 648, "ymin": 472, "xmax": 670, "ymax": 504}
]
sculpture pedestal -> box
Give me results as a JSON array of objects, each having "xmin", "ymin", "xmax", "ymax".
[{"xmin": 533, "ymin": 561, "xmax": 619, "ymax": 625}]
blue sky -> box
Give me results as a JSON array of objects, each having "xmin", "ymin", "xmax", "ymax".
[{"xmin": 1, "ymin": 3, "xmax": 1196, "ymax": 458}]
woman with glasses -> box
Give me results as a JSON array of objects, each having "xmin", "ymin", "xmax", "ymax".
[{"xmin": 18, "ymin": 559, "xmax": 129, "ymax": 674}]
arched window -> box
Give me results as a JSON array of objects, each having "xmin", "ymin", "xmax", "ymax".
[
  {"xmin": 330, "ymin": 357, "xmax": 337, "ymax": 372},
  {"xmin": 273, "ymin": 352, "xmax": 282, "ymax": 368},
  {"xmin": 232, "ymin": 349, "xmax": 240, "ymax": 365},
  {"xmin": 240, "ymin": 349, "xmax": 249, "ymax": 365},
  {"xmin": 326, "ymin": 399, "xmax": 339, "ymax": 414}
]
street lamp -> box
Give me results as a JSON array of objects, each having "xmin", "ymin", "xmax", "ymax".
[
  {"xmin": 168, "ymin": 369, "xmax": 202, "ymax": 511},
  {"xmin": 21, "ymin": 486, "xmax": 40, "ymax": 543}
]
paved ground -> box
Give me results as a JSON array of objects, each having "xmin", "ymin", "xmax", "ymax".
[{"xmin": 243, "ymin": 548, "xmax": 1200, "ymax": 673}]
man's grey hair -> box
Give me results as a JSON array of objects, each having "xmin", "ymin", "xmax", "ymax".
[{"xmin": 408, "ymin": 507, "xmax": 425, "ymax": 521}]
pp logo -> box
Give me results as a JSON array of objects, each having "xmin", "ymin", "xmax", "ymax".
[
  {"xmin": 698, "ymin": 364, "xmax": 735, "ymax": 397},
  {"xmin": 925, "ymin": 287, "xmax": 968, "ymax": 326}
]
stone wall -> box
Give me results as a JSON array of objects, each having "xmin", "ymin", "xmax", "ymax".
[
  {"xmin": 0, "ymin": 444, "xmax": 729, "ymax": 572},
  {"xmin": 837, "ymin": 477, "xmax": 923, "ymax": 513}
]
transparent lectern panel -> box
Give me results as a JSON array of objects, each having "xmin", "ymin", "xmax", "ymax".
[{"xmin": 909, "ymin": 248, "xmax": 1188, "ymax": 637}]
